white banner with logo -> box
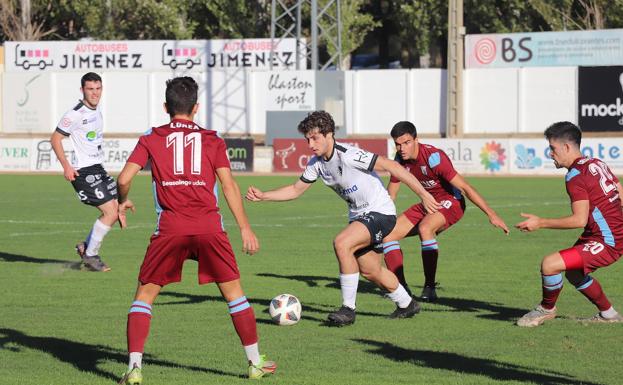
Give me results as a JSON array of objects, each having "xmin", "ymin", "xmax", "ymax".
[
  {"xmin": 4, "ymin": 39, "xmax": 303, "ymax": 72},
  {"xmin": 466, "ymin": 29, "xmax": 623, "ymax": 68},
  {"xmin": 31, "ymin": 137, "xmax": 138, "ymax": 172},
  {"xmin": 0, "ymin": 139, "xmax": 31, "ymax": 171},
  {"xmin": 260, "ymin": 70, "xmax": 316, "ymax": 111},
  {"xmin": 4, "ymin": 137, "xmax": 623, "ymax": 175},
  {"xmin": 509, "ymin": 138, "xmax": 623, "ymax": 175},
  {"xmin": 388, "ymin": 138, "xmax": 512, "ymax": 174}
]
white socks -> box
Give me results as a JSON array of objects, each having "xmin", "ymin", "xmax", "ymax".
[
  {"xmin": 340, "ymin": 273, "xmax": 359, "ymax": 309},
  {"xmin": 244, "ymin": 343, "xmax": 260, "ymax": 365},
  {"xmin": 601, "ymin": 306, "xmax": 618, "ymax": 319},
  {"xmin": 86, "ymin": 219, "xmax": 111, "ymax": 257},
  {"xmin": 129, "ymin": 352, "xmax": 142, "ymax": 370},
  {"xmin": 387, "ymin": 284, "xmax": 412, "ymax": 308}
]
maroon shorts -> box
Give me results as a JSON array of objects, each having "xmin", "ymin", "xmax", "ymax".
[
  {"xmin": 403, "ymin": 198, "xmax": 466, "ymax": 232},
  {"xmin": 560, "ymin": 239, "xmax": 622, "ymax": 275},
  {"xmin": 139, "ymin": 232, "xmax": 240, "ymax": 286}
]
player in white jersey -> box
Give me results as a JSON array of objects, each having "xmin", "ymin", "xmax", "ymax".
[
  {"xmin": 247, "ymin": 111, "xmax": 441, "ymax": 326},
  {"xmin": 50, "ymin": 72, "xmax": 119, "ymax": 272}
]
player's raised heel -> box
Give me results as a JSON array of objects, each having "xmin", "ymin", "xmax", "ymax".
[
  {"xmin": 118, "ymin": 364, "xmax": 142, "ymax": 385},
  {"xmin": 75, "ymin": 242, "xmax": 87, "ymax": 258},
  {"xmin": 81, "ymin": 254, "xmax": 111, "ymax": 272},
  {"xmin": 517, "ymin": 305, "xmax": 556, "ymax": 327},
  {"xmin": 582, "ymin": 312, "xmax": 623, "ymax": 323},
  {"xmin": 420, "ymin": 283, "xmax": 438, "ymax": 302},
  {"xmin": 327, "ymin": 305, "xmax": 356, "ymax": 326},
  {"xmin": 389, "ymin": 299, "xmax": 421, "ymax": 319},
  {"xmin": 248, "ymin": 355, "xmax": 276, "ymax": 379}
]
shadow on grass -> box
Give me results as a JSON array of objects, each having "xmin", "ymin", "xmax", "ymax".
[
  {"xmin": 158, "ymin": 291, "xmax": 387, "ymax": 323},
  {"xmin": 0, "ymin": 328, "xmax": 244, "ymax": 381},
  {"xmin": 425, "ymin": 296, "xmax": 527, "ymax": 322},
  {"xmin": 255, "ymin": 273, "xmax": 525, "ymax": 322},
  {"xmin": 0, "ymin": 251, "xmax": 81, "ymax": 270},
  {"xmin": 354, "ymin": 338, "xmax": 603, "ymax": 385},
  {"xmin": 256, "ymin": 273, "xmax": 380, "ymax": 295}
]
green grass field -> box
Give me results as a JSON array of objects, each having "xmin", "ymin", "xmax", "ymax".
[{"xmin": 1, "ymin": 174, "xmax": 622, "ymax": 385}]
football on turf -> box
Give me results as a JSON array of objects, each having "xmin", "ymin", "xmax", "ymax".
[{"xmin": 268, "ymin": 294, "xmax": 302, "ymax": 325}]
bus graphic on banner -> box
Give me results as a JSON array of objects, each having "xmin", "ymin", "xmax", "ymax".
[
  {"xmin": 161, "ymin": 43, "xmax": 201, "ymax": 69},
  {"xmin": 14, "ymin": 44, "xmax": 53, "ymax": 70}
]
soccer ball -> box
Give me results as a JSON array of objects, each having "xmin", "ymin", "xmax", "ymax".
[{"xmin": 268, "ymin": 294, "xmax": 302, "ymax": 326}]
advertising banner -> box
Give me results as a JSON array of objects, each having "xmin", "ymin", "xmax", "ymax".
[
  {"xmin": 272, "ymin": 138, "xmax": 387, "ymax": 172},
  {"xmin": 262, "ymin": 71, "xmax": 316, "ymax": 111},
  {"xmin": 389, "ymin": 138, "xmax": 511, "ymax": 174},
  {"xmin": 2, "ymin": 72, "xmax": 52, "ymax": 133},
  {"xmin": 466, "ymin": 29, "xmax": 623, "ymax": 68},
  {"xmin": 4, "ymin": 38, "xmax": 303, "ymax": 72},
  {"xmin": 0, "ymin": 139, "xmax": 31, "ymax": 171},
  {"xmin": 29, "ymin": 137, "xmax": 138, "ymax": 172},
  {"xmin": 578, "ymin": 66, "xmax": 623, "ymax": 131},
  {"xmin": 509, "ymin": 138, "xmax": 623, "ymax": 175},
  {"xmin": 224, "ymin": 138, "xmax": 254, "ymax": 172}
]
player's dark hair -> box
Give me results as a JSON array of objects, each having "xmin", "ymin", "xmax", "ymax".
[
  {"xmin": 165, "ymin": 77, "xmax": 198, "ymax": 117},
  {"xmin": 544, "ymin": 121, "xmax": 582, "ymax": 147},
  {"xmin": 391, "ymin": 121, "xmax": 417, "ymax": 139},
  {"xmin": 81, "ymin": 72, "xmax": 102, "ymax": 87},
  {"xmin": 298, "ymin": 110, "xmax": 335, "ymax": 136}
]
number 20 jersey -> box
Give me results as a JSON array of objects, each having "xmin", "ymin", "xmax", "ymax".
[
  {"xmin": 566, "ymin": 157, "xmax": 623, "ymax": 253},
  {"xmin": 127, "ymin": 119, "xmax": 231, "ymax": 236}
]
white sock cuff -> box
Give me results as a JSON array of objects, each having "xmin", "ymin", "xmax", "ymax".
[
  {"xmin": 601, "ymin": 306, "xmax": 618, "ymax": 319},
  {"xmin": 387, "ymin": 284, "xmax": 412, "ymax": 308},
  {"xmin": 339, "ymin": 272, "xmax": 360, "ymax": 284}
]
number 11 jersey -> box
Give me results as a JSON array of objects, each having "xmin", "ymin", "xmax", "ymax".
[{"xmin": 127, "ymin": 119, "xmax": 231, "ymax": 235}]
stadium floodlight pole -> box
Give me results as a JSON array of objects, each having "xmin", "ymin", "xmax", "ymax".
[
  {"xmin": 311, "ymin": 0, "xmax": 318, "ymax": 70},
  {"xmin": 270, "ymin": 0, "xmax": 342, "ymax": 70},
  {"xmin": 446, "ymin": 0, "xmax": 464, "ymax": 137},
  {"xmin": 270, "ymin": 0, "xmax": 308, "ymax": 70}
]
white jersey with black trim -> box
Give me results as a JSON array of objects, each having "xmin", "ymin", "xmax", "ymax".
[
  {"xmin": 55, "ymin": 101, "xmax": 105, "ymax": 169},
  {"xmin": 300, "ymin": 141, "xmax": 396, "ymax": 220}
]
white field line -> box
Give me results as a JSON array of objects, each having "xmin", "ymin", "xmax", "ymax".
[{"xmin": 0, "ymin": 200, "xmax": 568, "ymax": 237}]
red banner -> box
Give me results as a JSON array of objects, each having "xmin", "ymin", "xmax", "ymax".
[{"xmin": 272, "ymin": 138, "xmax": 388, "ymax": 172}]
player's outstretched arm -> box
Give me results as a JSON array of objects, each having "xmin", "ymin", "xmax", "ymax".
[
  {"xmin": 246, "ymin": 180, "xmax": 311, "ymax": 202},
  {"xmin": 449, "ymin": 174, "xmax": 509, "ymax": 234},
  {"xmin": 515, "ymin": 200, "xmax": 589, "ymax": 232},
  {"xmin": 50, "ymin": 131, "xmax": 78, "ymax": 181},
  {"xmin": 217, "ymin": 167, "xmax": 259, "ymax": 255},
  {"xmin": 375, "ymin": 156, "xmax": 441, "ymax": 213},
  {"xmin": 116, "ymin": 162, "xmax": 141, "ymax": 228},
  {"xmin": 387, "ymin": 180, "xmax": 401, "ymax": 201}
]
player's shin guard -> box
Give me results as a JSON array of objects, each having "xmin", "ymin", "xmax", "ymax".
[
  {"xmin": 575, "ymin": 275, "xmax": 612, "ymax": 312},
  {"xmin": 85, "ymin": 219, "xmax": 111, "ymax": 256},
  {"xmin": 421, "ymin": 239, "xmax": 439, "ymax": 287},
  {"xmin": 540, "ymin": 273, "xmax": 563, "ymax": 310},
  {"xmin": 383, "ymin": 241, "xmax": 408, "ymax": 288},
  {"xmin": 339, "ymin": 272, "xmax": 359, "ymax": 309},
  {"xmin": 228, "ymin": 296, "xmax": 258, "ymax": 346},
  {"xmin": 127, "ymin": 300, "xmax": 152, "ymax": 363}
]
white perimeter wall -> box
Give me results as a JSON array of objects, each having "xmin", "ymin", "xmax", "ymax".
[
  {"xmin": 1, "ymin": 67, "xmax": 579, "ymax": 135},
  {"xmin": 464, "ymin": 66, "xmax": 577, "ymax": 134}
]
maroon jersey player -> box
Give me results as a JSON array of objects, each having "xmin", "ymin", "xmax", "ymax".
[
  {"xmin": 516, "ymin": 121, "xmax": 623, "ymax": 327},
  {"xmin": 381, "ymin": 121, "xmax": 508, "ymax": 301},
  {"xmin": 115, "ymin": 77, "xmax": 275, "ymax": 383}
]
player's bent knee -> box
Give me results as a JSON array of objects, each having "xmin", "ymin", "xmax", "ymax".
[{"xmin": 541, "ymin": 254, "xmax": 565, "ymax": 275}]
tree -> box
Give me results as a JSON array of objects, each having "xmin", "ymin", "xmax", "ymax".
[
  {"xmin": 391, "ymin": 0, "xmax": 447, "ymax": 68},
  {"xmin": 528, "ymin": 0, "xmax": 623, "ymax": 30},
  {"xmin": 0, "ymin": 0, "xmax": 56, "ymax": 41},
  {"xmin": 316, "ymin": 0, "xmax": 379, "ymax": 69},
  {"xmin": 187, "ymin": 0, "xmax": 272, "ymax": 39}
]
